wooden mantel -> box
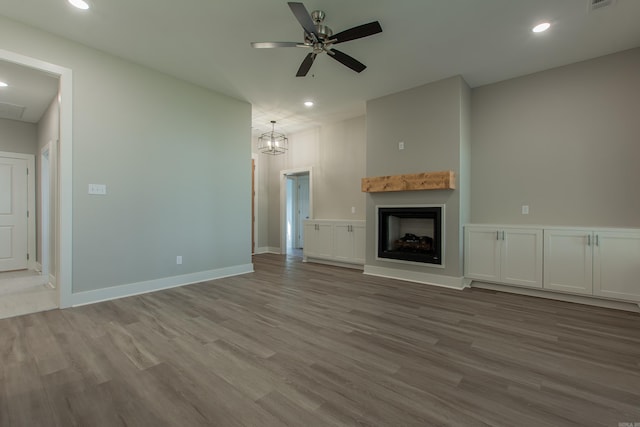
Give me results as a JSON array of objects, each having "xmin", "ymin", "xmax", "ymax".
[{"xmin": 361, "ymin": 171, "xmax": 455, "ymax": 193}]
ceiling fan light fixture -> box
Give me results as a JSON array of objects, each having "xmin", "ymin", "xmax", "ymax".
[
  {"xmin": 532, "ymin": 22, "xmax": 551, "ymax": 33},
  {"xmin": 257, "ymin": 120, "xmax": 288, "ymax": 155},
  {"xmin": 251, "ymin": 2, "xmax": 382, "ymax": 77},
  {"xmin": 68, "ymin": 0, "xmax": 90, "ymax": 10}
]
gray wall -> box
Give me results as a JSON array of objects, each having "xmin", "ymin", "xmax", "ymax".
[
  {"xmin": 471, "ymin": 48, "xmax": 640, "ymax": 227},
  {"xmin": 0, "ymin": 118, "xmax": 37, "ymax": 154},
  {"xmin": 263, "ymin": 116, "xmax": 367, "ymax": 249},
  {"xmin": 366, "ymin": 76, "xmax": 469, "ymax": 278},
  {"xmin": 1, "ymin": 15, "xmax": 251, "ymax": 293}
]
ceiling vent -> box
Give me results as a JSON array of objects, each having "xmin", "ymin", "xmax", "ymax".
[
  {"xmin": 589, "ymin": 0, "xmax": 616, "ymax": 12},
  {"xmin": 0, "ymin": 102, "xmax": 26, "ymax": 121}
]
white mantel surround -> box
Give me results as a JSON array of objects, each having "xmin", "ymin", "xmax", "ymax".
[
  {"xmin": 368, "ymin": 202, "xmax": 471, "ymax": 289},
  {"xmin": 375, "ymin": 204, "xmax": 445, "ymax": 267}
]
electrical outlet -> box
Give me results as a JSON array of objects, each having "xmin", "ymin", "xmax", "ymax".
[
  {"xmin": 522, "ymin": 205, "xmax": 529, "ymax": 215},
  {"xmin": 176, "ymin": 256, "xmax": 183, "ymax": 265},
  {"xmin": 351, "ymin": 206, "xmax": 356, "ymax": 214},
  {"xmin": 398, "ymin": 141, "xmax": 405, "ymax": 150},
  {"xmin": 88, "ymin": 184, "xmax": 107, "ymax": 195}
]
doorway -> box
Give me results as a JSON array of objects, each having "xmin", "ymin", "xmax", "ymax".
[
  {"xmin": 280, "ymin": 167, "xmax": 312, "ymax": 256},
  {"xmin": 0, "ymin": 48, "xmax": 73, "ymax": 314}
]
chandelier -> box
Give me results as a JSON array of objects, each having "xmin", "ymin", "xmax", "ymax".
[{"xmin": 257, "ymin": 120, "xmax": 288, "ymax": 155}]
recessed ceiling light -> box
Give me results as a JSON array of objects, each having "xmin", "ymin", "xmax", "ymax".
[
  {"xmin": 532, "ymin": 22, "xmax": 551, "ymax": 33},
  {"xmin": 0, "ymin": 81, "xmax": 7, "ymax": 87},
  {"xmin": 68, "ymin": 0, "xmax": 90, "ymax": 10},
  {"xmin": 304, "ymin": 101, "xmax": 314, "ymax": 107}
]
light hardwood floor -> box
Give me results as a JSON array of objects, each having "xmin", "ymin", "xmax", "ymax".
[{"xmin": 1, "ymin": 253, "xmax": 639, "ymax": 426}]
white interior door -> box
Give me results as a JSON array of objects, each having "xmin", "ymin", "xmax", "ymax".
[{"xmin": 0, "ymin": 156, "xmax": 28, "ymax": 272}]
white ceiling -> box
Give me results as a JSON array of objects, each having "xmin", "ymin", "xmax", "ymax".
[
  {"xmin": 0, "ymin": 60, "xmax": 58, "ymax": 123},
  {"xmin": 0, "ymin": 0, "xmax": 639, "ymax": 134}
]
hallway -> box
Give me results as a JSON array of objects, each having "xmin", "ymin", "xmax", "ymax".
[{"xmin": 0, "ymin": 269, "xmax": 57, "ymax": 320}]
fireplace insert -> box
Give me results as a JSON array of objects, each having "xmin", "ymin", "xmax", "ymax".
[{"xmin": 377, "ymin": 205, "xmax": 443, "ymax": 265}]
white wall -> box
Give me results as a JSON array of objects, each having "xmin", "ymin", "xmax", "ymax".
[
  {"xmin": 263, "ymin": 116, "xmax": 367, "ymax": 249},
  {"xmin": 471, "ymin": 48, "xmax": 640, "ymax": 227},
  {"xmin": 0, "ymin": 15, "xmax": 252, "ymax": 297}
]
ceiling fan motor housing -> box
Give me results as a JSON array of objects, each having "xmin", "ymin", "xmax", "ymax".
[{"xmin": 304, "ymin": 10, "xmax": 332, "ymax": 45}]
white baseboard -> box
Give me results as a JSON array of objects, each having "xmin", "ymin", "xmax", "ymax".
[
  {"xmin": 304, "ymin": 257, "xmax": 364, "ymax": 270},
  {"xmin": 254, "ymin": 246, "xmax": 281, "ymax": 255},
  {"xmin": 48, "ymin": 274, "xmax": 57, "ymax": 289},
  {"xmin": 471, "ymin": 281, "xmax": 640, "ymax": 312},
  {"xmin": 68, "ymin": 263, "xmax": 254, "ymax": 307},
  {"xmin": 363, "ymin": 265, "xmax": 468, "ymax": 290}
]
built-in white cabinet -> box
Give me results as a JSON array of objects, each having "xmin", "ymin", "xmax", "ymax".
[
  {"xmin": 466, "ymin": 225, "xmax": 640, "ymax": 305},
  {"xmin": 303, "ymin": 222, "xmax": 333, "ymax": 259},
  {"xmin": 543, "ymin": 229, "xmax": 593, "ymax": 295},
  {"xmin": 304, "ymin": 220, "xmax": 366, "ymax": 266},
  {"xmin": 464, "ymin": 225, "xmax": 543, "ymax": 288},
  {"xmin": 333, "ymin": 222, "xmax": 366, "ymax": 264},
  {"xmin": 545, "ymin": 229, "xmax": 640, "ymax": 302}
]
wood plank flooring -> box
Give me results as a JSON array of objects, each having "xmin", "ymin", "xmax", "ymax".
[{"xmin": 1, "ymin": 253, "xmax": 639, "ymax": 426}]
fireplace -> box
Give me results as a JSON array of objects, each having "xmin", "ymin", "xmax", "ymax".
[{"xmin": 376, "ymin": 205, "xmax": 444, "ymax": 265}]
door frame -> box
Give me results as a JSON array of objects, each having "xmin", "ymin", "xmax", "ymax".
[
  {"xmin": 40, "ymin": 142, "xmax": 52, "ymax": 280},
  {"xmin": 251, "ymin": 153, "xmax": 259, "ymax": 254},
  {"xmin": 280, "ymin": 166, "xmax": 313, "ymax": 254},
  {"xmin": 0, "ymin": 49, "xmax": 73, "ymax": 308},
  {"xmin": 0, "ymin": 151, "xmax": 35, "ymax": 271}
]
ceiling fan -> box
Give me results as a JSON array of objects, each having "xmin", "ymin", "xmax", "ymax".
[{"xmin": 251, "ymin": 2, "xmax": 382, "ymax": 77}]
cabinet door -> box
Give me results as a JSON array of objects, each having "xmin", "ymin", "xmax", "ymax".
[
  {"xmin": 501, "ymin": 228, "xmax": 543, "ymax": 288},
  {"xmin": 333, "ymin": 224, "xmax": 353, "ymax": 262},
  {"xmin": 543, "ymin": 229, "xmax": 593, "ymax": 295},
  {"xmin": 315, "ymin": 224, "xmax": 334, "ymax": 259},
  {"xmin": 464, "ymin": 227, "xmax": 500, "ymax": 282},
  {"xmin": 303, "ymin": 223, "xmax": 319, "ymax": 258},
  {"xmin": 593, "ymin": 231, "xmax": 640, "ymax": 302},
  {"xmin": 352, "ymin": 224, "xmax": 366, "ymax": 264}
]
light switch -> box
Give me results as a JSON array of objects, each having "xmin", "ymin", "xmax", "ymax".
[
  {"xmin": 522, "ymin": 205, "xmax": 529, "ymax": 215},
  {"xmin": 88, "ymin": 184, "xmax": 107, "ymax": 195}
]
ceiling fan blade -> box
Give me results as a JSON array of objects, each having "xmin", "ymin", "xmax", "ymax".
[
  {"xmin": 296, "ymin": 53, "xmax": 317, "ymax": 77},
  {"xmin": 327, "ymin": 49, "xmax": 366, "ymax": 73},
  {"xmin": 288, "ymin": 2, "xmax": 319, "ymax": 39},
  {"xmin": 251, "ymin": 42, "xmax": 306, "ymax": 48},
  {"xmin": 331, "ymin": 21, "xmax": 382, "ymax": 44}
]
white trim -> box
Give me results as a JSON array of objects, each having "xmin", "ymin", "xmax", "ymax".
[
  {"xmin": 254, "ymin": 246, "xmax": 281, "ymax": 255},
  {"xmin": 251, "ymin": 153, "xmax": 259, "ymax": 255},
  {"xmin": 48, "ymin": 273, "xmax": 56, "ymax": 288},
  {"xmin": 0, "ymin": 151, "xmax": 36, "ymax": 271},
  {"xmin": 471, "ymin": 281, "xmax": 640, "ymax": 313},
  {"xmin": 69, "ymin": 263, "xmax": 254, "ymax": 307},
  {"xmin": 280, "ymin": 166, "xmax": 313, "ymax": 255},
  {"xmin": 304, "ymin": 257, "xmax": 364, "ymax": 270},
  {"xmin": 363, "ymin": 264, "xmax": 468, "ymax": 290},
  {"xmin": 40, "ymin": 143, "xmax": 51, "ymax": 278},
  {"xmin": 0, "ymin": 49, "xmax": 73, "ymax": 309}
]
